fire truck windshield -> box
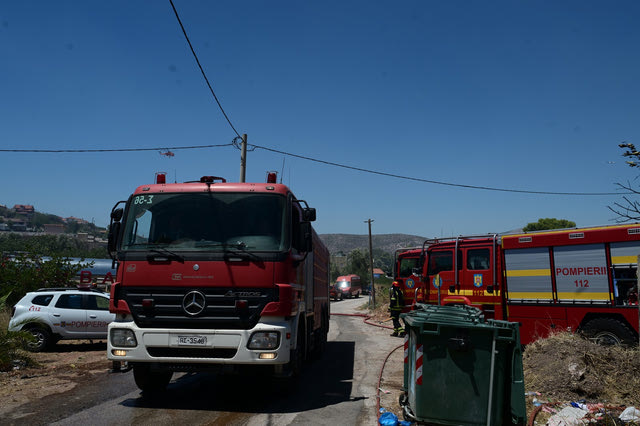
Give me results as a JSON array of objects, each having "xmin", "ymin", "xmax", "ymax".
[
  {"xmin": 120, "ymin": 192, "xmax": 288, "ymax": 252},
  {"xmin": 398, "ymin": 257, "xmax": 420, "ymax": 277}
]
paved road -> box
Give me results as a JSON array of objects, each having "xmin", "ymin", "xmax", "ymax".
[{"xmin": 9, "ymin": 297, "xmax": 402, "ymax": 426}]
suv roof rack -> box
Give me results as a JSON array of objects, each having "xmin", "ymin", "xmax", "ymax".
[{"xmin": 35, "ymin": 287, "xmax": 104, "ymax": 293}]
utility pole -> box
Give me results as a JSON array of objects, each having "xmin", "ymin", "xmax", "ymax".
[
  {"xmin": 239, "ymin": 134, "xmax": 247, "ymax": 182},
  {"xmin": 365, "ymin": 218, "xmax": 375, "ymax": 308}
]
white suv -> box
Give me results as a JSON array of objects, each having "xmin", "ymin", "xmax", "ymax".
[{"xmin": 8, "ymin": 287, "xmax": 115, "ymax": 352}]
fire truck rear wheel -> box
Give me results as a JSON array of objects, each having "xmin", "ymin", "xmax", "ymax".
[
  {"xmin": 133, "ymin": 365, "xmax": 173, "ymax": 393},
  {"xmin": 582, "ymin": 317, "xmax": 636, "ymax": 346}
]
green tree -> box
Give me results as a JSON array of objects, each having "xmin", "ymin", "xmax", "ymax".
[
  {"xmin": 523, "ymin": 218, "xmax": 576, "ymax": 233},
  {"xmin": 372, "ymin": 248, "xmax": 393, "ymax": 275},
  {"xmin": 330, "ymin": 263, "xmax": 342, "ymax": 282},
  {"xmin": 345, "ymin": 248, "xmax": 371, "ymax": 286},
  {"xmin": 0, "ymin": 234, "xmax": 108, "ymax": 258}
]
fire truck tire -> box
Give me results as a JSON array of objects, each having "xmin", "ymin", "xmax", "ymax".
[
  {"xmin": 24, "ymin": 325, "xmax": 52, "ymax": 352},
  {"xmin": 133, "ymin": 365, "xmax": 173, "ymax": 393},
  {"xmin": 313, "ymin": 311, "xmax": 329, "ymax": 359},
  {"xmin": 286, "ymin": 321, "xmax": 305, "ymax": 378},
  {"xmin": 582, "ymin": 317, "xmax": 636, "ymax": 346}
]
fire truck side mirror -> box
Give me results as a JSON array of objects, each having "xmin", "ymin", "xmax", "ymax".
[
  {"xmin": 108, "ymin": 207, "xmax": 124, "ymax": 258},
  {"xmin": 111, "ymin": 207, "xmax": 124, "ymax": 222},
  {"xmin": 107, "ymin": 222, "xmax": 121, "ymax": 257},
  {"xmin": 303, "ymin": 208, "xmax": 316, "ymax": 222}
]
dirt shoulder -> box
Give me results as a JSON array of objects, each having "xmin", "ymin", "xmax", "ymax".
[{"xmin": 0, "ymin": 340, "xmax": 111, "ymax": 417}]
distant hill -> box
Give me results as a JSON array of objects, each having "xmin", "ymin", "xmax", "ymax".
[{"xmin": 319, "ymin": 233, "xmax": 427, "ymax": 255}]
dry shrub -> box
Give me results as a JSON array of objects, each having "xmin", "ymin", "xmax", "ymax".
[{"xmin": 523, "ymin": 331, "xmax": 640, "ymax": 406}]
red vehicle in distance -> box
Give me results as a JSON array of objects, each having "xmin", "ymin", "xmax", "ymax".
[{"xmin": 333, "ymin": 274, "xmax": 362, "ymax": 299}]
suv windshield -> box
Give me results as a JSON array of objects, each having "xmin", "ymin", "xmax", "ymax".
[{"xmin": 121, "ymin": 192, "xmax": 288, "ymax": 252}]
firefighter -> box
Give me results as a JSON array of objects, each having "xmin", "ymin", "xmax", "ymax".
[{"xmin": 389, "ymin": 281, "xmax": 405, "ymax": 337}]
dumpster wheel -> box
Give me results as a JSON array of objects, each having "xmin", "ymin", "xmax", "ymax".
[{"xmin": 399, "ymin": 392, "xmax": 419, "ymax": 423}]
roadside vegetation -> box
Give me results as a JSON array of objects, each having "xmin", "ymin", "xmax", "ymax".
[
  {"xmin": 0, "ymin": 308, "xmax": 37, "ymax": 372},
  {"xmin": 0, "ymin": 233, "xmax": 108, "ymax": 259}
]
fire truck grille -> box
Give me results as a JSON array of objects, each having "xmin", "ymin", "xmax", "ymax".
[
  {"xmin": 121, "ymin": 287, "xmax": 277, "ymax": 330},
  {"xmin": 147, "ymin": 347, "xmax": 237, "ymax": 359}
]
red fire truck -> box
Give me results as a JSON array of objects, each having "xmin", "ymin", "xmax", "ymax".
[
  {"xmin": 106, "ymin": 172, "xmax": 330, "ymax": 392},
  {"xmin": 393, "ymin": 248, "xmax": 423, "ymax": 311},
  {"xmin": 417, "ymin": 224, "xmax": 640, "ymax": 345}
]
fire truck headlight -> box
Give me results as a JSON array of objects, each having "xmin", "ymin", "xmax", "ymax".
[
  {"xmin": 247, "ymin": 331, "xmax": 280, "ymax": 350},
  {"xmin": 110, "ymin": 329, "xmax": 137, "ymax": 347}
]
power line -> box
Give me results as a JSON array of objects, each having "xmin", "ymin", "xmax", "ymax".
[
  {"xmin": 1, "ymin": 139, "xmax": 627, "ymax": 196},
  {"xmin": 0, "ymin": 143, "xmax": 232, "ymax": 153},
  {"xmin": 250, "ymin": 143, "xmax": 625, "ymax": 196},
  {"xmin": 169, "ymin": 0, "xmax": 241, "ymax": 138}
]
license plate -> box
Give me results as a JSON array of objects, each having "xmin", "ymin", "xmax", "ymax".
[{"xmin": 177, "ymin": 335, "xmax": 207, "ymax": 346}]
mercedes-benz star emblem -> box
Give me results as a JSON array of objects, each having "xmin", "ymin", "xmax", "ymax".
[{"xmin": 182, "ymin": 291, "xmax": 206, "ymax": 316}]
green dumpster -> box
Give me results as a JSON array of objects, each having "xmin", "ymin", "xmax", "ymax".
[{"xmin": 400, "ymin": 304, "xmax": 526, "ymax": 426}]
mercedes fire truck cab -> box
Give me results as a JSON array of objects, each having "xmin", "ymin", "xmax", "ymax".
[{"xmin": 106, "ymin": 172, "xmax": 330, "ymax": 393}]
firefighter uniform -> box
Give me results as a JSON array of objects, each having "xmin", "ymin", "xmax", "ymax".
[{"xmin": 389, "ymin": 281, "xmax": 405, "ymax": 337}]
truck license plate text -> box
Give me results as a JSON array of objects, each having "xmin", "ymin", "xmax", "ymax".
[{"xmin": 178, "ymin": 336, "xmax": 207, "ymax": 346}]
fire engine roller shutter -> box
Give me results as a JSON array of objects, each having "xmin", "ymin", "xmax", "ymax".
[
  {"xmin": 610, "ymin": 241, "xmax": 640, "ymax": 266},
  {"xmin": 504, "ymin": 247, "xmax": 553, "ymax": 301},
  {"xmin": 554, "ymin": 244, "xmax": 609, "ymax": 302}
]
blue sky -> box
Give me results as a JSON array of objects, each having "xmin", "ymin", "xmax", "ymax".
[{"xmin": 1, "ymin": 1, "xmax": 639, "ymax": 237}]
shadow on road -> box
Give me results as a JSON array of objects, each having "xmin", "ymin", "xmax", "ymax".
[
  {"xmin": 121, "ymin": 341, "xmax": 363, "ymax": 413},
  {"xmin": 47, "ymin": 340, "xmax": 107, "ymax": 353}
]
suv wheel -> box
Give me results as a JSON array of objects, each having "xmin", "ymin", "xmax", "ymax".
[{"xmin": 25, "ymin": 326, "xmax": 52, "ymax": 352}]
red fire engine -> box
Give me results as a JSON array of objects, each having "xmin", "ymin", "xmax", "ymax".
[
  {"xmin": 393, "ymin": 247, "xmax": 424, "ymax": 311},
  {"xmin": 106, "ymin": 172, "xmax": 330, "ymax": 392},
  {"xmin": 418, "ymin": 224, "xmax": 640, "ymax": 345}
]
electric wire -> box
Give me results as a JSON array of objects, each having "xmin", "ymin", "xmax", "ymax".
[
  {"xmin": 169, "ymin": 0, "xmax": 241, "ymax": 138},
  {"xmin": 0, "ymin": 143, "xmax": 232, "ymax": 153},
  {"xmin": 1, "ymin": 139, "xmax": 627, "ymax": 196},
  {"xmin": 250, "ymin": 143, "xmax": 625, "ymax": 196}
]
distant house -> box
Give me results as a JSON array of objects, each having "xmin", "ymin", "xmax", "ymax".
[
  {"xmin": 373, "ymin": 268, "xmax": 385, "ymax": 278},
  {"xmin": 13, "ymin": 204, "xmax": 34, "ymax": 224},
  {"xmin": 0, "ymin": 223, "xmax": 9, "ymax": 231},
  {"xmin": 44, "ymin": 224, "xmax": 65, "ymax": 234},
  {"xmin": 6, "ymin": 218, "xmax": 27, "ymax": 231},
  {"xmin": 65, "ymin": 216, "xmax": 89, "ymax": 225},
  {"xmin": 331, "ymin": 253, "xmax": 347, "ymax": 270}
]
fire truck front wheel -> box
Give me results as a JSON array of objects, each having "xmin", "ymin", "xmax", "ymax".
[
  {"xmin": 286, "ymin": 322, "xmax": 306, "ymax": 378},
  {"xmin": 582, "ymin": 317, "xmax": 636, "ymax": 346},
  {"xmin": 133, "ymin": 365, "xmax": 173, "ymax": 394}
]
